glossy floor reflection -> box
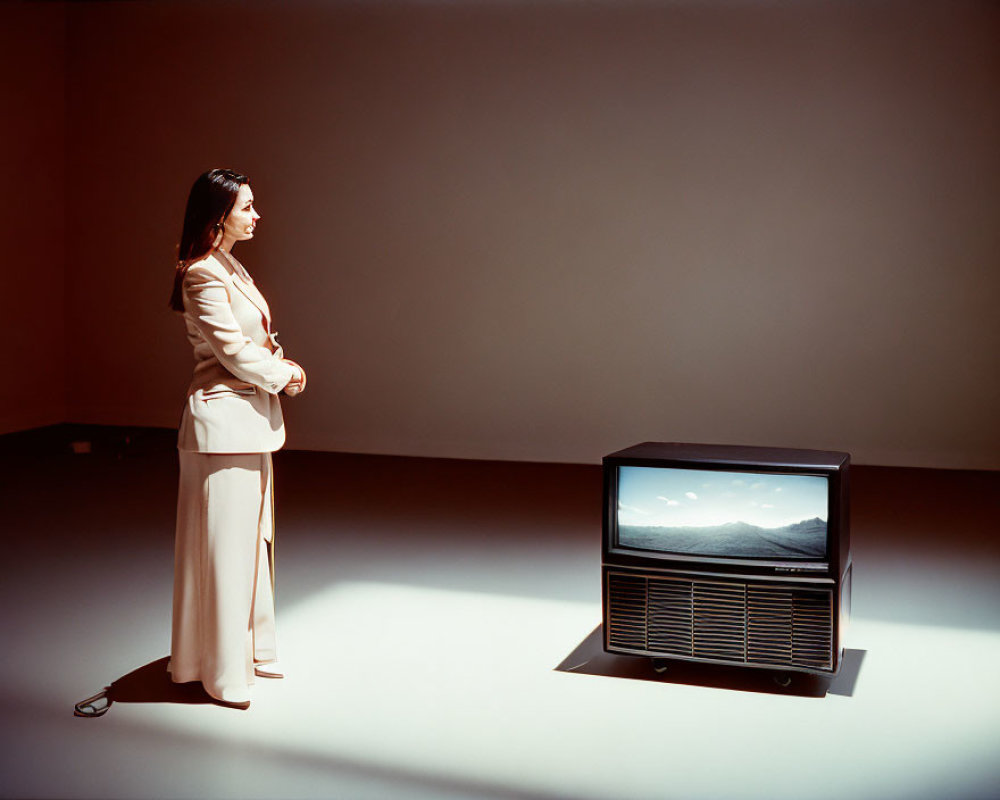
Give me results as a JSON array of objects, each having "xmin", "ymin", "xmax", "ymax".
[{"xmin": 1, "ymin": 436, "xmax": 998, "ymax": 799}]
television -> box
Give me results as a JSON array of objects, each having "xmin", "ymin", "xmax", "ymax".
[{"xmin": 603, "ymin": 442, "xmax": 851, "ymax": 676}]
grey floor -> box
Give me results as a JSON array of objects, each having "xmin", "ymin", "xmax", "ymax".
[{"xmin": 2, "ymin": 430, "xmax": 999, "ymax": 800}]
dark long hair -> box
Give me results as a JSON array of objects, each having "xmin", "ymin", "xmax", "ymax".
[{"xmin": 169, "ymin": 168, "xmax": 249, "ymax": 312}]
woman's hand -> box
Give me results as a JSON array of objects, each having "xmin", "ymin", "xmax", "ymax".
[{"xmin": 284, "ymin": 360, "xmax": 307, "ymax": 396}]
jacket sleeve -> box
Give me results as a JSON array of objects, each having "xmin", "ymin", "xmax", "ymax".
[{"xmin": 183, "ymin": 265, "xmax": 296, "ymax": 394}]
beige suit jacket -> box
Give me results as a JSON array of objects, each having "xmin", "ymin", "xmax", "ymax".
[{"xmin": 177, "ymin": 253, "xmax": 295, "ymax": 453}]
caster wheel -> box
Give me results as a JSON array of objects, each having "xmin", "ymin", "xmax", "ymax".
[
  {"xmin": 651, "ymin": 658, "xmax": 669, "ymax": 674},
  {"xmin": 773, "ymin": 674, "xmax": 793, "ymax": 688}
]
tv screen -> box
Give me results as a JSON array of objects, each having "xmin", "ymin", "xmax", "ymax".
[{"xmin": 616, "ymin": 466, "xmax": 829, "ymax": 560}]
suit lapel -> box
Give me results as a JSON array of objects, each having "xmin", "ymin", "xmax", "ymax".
[
  {"xmin": 212, "ymin": 252, "xmax": 271, "ymax": 328},
  {"xmin": 232, "ymin": 276, "xmax": 272, "ymax": 327}
]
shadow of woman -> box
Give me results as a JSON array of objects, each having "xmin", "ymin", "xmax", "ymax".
[{"xmin": 74, "ymin": 656, "xmax": 213, "ymax": 717}]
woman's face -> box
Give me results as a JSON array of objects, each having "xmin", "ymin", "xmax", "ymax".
[{"xmin": 222, "ymin": 183, "xmax": 260, "ymax": 245}]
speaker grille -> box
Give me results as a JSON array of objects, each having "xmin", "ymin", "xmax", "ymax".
[
  {"xmin": 606, "ymin": 572, "xmax": 834, "ymax": 671},
  {"xmin": 648, "ymin": 578, "xmax": 693, "ymax": 656},
  {"xmin": 607, "ymin": 573, "xmax": 647, "ymax": 650},
  {"xmin": 693, "ymin": 581, "xmax": 747, "ymax": 661}
]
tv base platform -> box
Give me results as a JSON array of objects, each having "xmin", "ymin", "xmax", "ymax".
[{"xmin": 649, "ymin": 656, "xmax": 801, "ymax": 688}]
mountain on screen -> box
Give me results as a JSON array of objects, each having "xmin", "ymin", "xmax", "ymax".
[{"xmin": 619, "ymin": 517, "xmax": 827, "ymax": 559}]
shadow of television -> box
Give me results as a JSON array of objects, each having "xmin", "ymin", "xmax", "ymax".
[{"xmin": 555, "ymin": 625, "xmax": 865, "ymax": 698}]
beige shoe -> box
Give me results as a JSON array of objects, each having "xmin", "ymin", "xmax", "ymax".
[
  {"xmin": 211, "ymin": 685, "xmax": 251, "ymax": 710},
  {"xmin": 254, "ymin": 662, "xmax": 284, "ymax": 679},
  {"xmin": 214, "ymin": 697, "xmax": 251, "ymax": 710}
]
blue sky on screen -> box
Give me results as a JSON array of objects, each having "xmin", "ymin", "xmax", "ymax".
[{"xmin": 617, "ymin": 466, "xmax": 828, "ymax": 529}]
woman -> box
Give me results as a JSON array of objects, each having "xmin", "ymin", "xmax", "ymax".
[{"xmin": 167, "ymin": 169, "xmax": 306, "ymax": 710}]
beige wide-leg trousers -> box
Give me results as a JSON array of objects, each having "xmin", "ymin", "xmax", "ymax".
[{"xmin": 168, "ymin": 452, "xmax": 277, "ymax": 703}]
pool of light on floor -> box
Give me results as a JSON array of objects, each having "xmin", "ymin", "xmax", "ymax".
[{"xmin": 136, "ymin": 581, "xmax": 1000, "ymax": 800}]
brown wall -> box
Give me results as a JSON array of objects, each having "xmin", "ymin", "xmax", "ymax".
[
  {"xmin": 1, "ymin": 3, "xmax": 68, "ymax": 434},
  {"xmin": 17, "ymin": 1, "xmax": 1000, "ymax": 467}
]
